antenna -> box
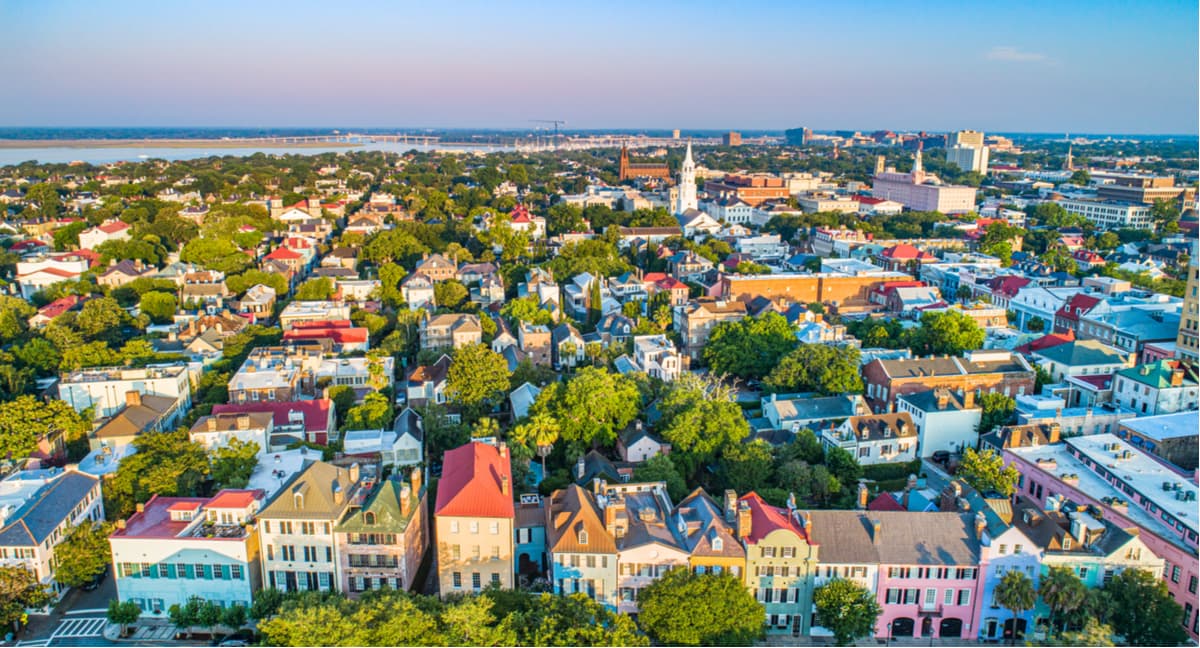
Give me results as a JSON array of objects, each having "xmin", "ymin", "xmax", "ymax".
[{"xmin": 530, "ymin": 120, "xmax": 566, "ymax": 150}]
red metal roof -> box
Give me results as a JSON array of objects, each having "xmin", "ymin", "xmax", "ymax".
[
  {"xmin": 207, "ymin": 489, "xmax": 264, "ymax": 510},
  {"xmin": 211, "ymin": 399, "xmax": 333, "ymax": 434},
  {"xmin": 98, "ymin": 221, "xmax": 130, "ymax": 234},
  {"xmin": 867, "ymin": 492, "xmax": 906, "ymax": 512},
  {"xmin": 737, "ymin": 492, "xmax": 808, "ymax": 545},
  {"xmin": 435, "ymin": 442, "xmax": 515, "ymax": 519},
  {"xmin": 1015, "ymin": 329, "xmax": 1075, "ymax": 355},
  {"xmin": 283, "ymin": 327, "xmax": 369, "ymax": 344},
  {"xmin": 265, "ymin": 247, "xmax": 302, "ymax": 260}
]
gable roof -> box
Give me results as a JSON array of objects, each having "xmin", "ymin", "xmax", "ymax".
[
  {"xmin": 0, "ymin": 471, "xmax": 99, "ymax": 546},
  {"xmin": 546, "ymin": 484, "xmax": 617, "ymax": 554},
  {"xmin": 737, "ymin": 492, "xmax": 807, "ymax": 545},
  {"xmin": 1033, "ymin": 339, "xmax": 1128, "ymax": 367},
  {"xmin": 211, "ymin": 399, "xmax": 333, "ymax": 434},
  {"xmin": 435, "ymin": 442, "xmax": 514, "ymax": 519},
  {"xmin": 258, "ymin": 460, "xmax": 358, "ymax": 519}
]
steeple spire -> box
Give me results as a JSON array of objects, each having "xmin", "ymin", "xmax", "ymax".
[
  {"xmin": 675, "ymin": 139, "xmax": 698, "ymax": 215},
  {"xmin": 912, "ymin": 143, "xmax": 924, "ymax": 175}
]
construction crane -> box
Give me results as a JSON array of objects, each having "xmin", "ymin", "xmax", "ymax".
[{"xmin": 530, "ymin": 119, "xmax": 566, "ymax": 149}]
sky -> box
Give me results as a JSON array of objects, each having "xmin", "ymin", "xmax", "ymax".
[{"xmin": 1, "ymin": 0, "xmax": 1197, "ymax": 134}]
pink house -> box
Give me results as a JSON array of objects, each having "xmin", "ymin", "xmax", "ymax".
[
  {"xmin": 869, "ymin": 512, "xmax": 985, "ymax": 640},
  {"xmin": 1003, "ymin": 434, "xmax": 1199, "ymax": 641}
]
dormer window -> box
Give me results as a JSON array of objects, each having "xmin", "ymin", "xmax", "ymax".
[
  {"xmin": 364, "ymin": 511, "xmax": 376, "ymax": 526},
  {"xmin": 294, "ymin": 493, "xmax": 304, "ymax": 509},
  {"xmin": 712, "ymin": 537, "xmax": 724, "ymax": 551},
  {"xmin": 578, "ymin": 529, "xmax": 588, "ymax": 545}
]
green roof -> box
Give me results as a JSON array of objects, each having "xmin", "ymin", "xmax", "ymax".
[
  {"xmin": 335, "ymin": 477, "xmax": 422, "ymax": 533},
  {"xmin": 1034, "ymin": 340, "xmax": 1128, "ymax": 367},
  {"xmin": 1117, "ymin": 360, "xmax": 1198, "ymax": 389}
]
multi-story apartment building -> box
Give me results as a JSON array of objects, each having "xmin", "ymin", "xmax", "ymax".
[
  {"xmin": 737, "ymin": 493, "xmax": 818, "ymax": 636},
  {"xmin": 872, "ymin": 152, "xmax": 977, "ymax": 214},
  {"xmin": 0, "ymin": 468, "xmax": 103, "ymax": 600},
  {"xmin": 703, "ymin": 173, "xmax": 790, "ymax": 206},
  {"xmin": 546, "ymin": 483, "xmax": 619, "ymax": 608},
  {"xmin": 334, "ymin": 468, "xmax": 427, "ymax": 596},
  {"xmin": 674, "ymin": 298, "xmax": 748, "ymax": 360},
  {"xmin": 109, "ymin": 489, "xmax": 263, "ymax": 615},
  {"xmin": 629, "ymin": 335, "xmax": 682, "ymax": 382},
  {"xmin": 420, "ymin": 314, "xmax": 483, "ymax": 351},
  {"xmin": 717, "ymin": 270, "xmax": 914, "ymax": 311},
  {"xmin": 1117, "ymin": 413, "xmax": 1197, "ymax": 470},
  {"xmin": 189, "ymin": 411, "xmax": 274, "ymax": 456},
  {"xmin": 258, "ymin": 461, "xmax": 368, "ymax": 593},
  {"xmin": 277, "ymin": 301, "xmax": 351, "ymax": 330},
  {"xmin": 1177, "ymin": 244, "xmax": 1198, "ymax": 361},
  {"xmin": 58, "ymin": 363, "xmax": 192, "ymax": 421},
  {"xmin": 896, "ymin": 389, "xmax": 982, "ymax": 457},
  {"xmin": 1052, "ymin": 198, "xmax": 1153, "ymax": 230},
  {"xmin": 1003, "ymin": 434, "xmax": 1199, "ymax": 640},
  {"xmin": 824, "ymin": 413, "xmax": 918, "ymax": 465},
  {"xmin": 1031, "ymin": 339, "xmax": 1132, "ymax": 383},
  {"xmin": 1112, "ymin": 360, "xmax": 1199, "ymax": 415},
  {"xmin": 605, "ymin": 481, "xmax": 691, "ymax": 615},
  {"xmin": 435, "ymin": 442, "xmax": 515, "ymax": 596},
  {"xmin": 862, "ymin": 351, "xmax": 1035, "ymax": 413}
]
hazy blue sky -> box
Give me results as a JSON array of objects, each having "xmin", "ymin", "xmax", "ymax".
[{"xmin": 2, "ymin": 0, "xmax": 1197, "ymax": 133}]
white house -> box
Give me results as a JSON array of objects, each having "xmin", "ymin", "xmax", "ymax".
[
  {"xmin": 78, "ymin": 220, "xmax": 131, "ymax": 250},
  {"xmin": 631, "ymin": 335, "xmax": 682, "ymax": 382},
  {"xmin": 822, "ymin": 413, "xmax": 918, "ymax": 465},
  {"xmin": 896, "ymin": 389, "xmax": 982, "ymax": 457},
  {"xmin": 188, "ymin": 412, "xmax": 274, "ymax": 456},
  {"xmin": 58, "ymin": 364, "xmax": 193, "ymax": 421},
  {"xmin": 109, "ymin": 489, "xmax": 263, "ymax": 615}
]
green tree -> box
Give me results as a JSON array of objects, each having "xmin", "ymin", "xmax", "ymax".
[
  {"xmin": 249, "ymin": 588, "xmax": 285, "ymax": 620},
  {"xmin": 444, "ymin": 343, "xmax": 510, "ymax": 420},
  {"xmin": 1048, "ymin": 619, "xmax": 1114, "ymax": 647},
  {"xmin": 1038, "ymin": 565, "xmax": 1089, "ymax": 637},
  {"xmin": 1069, "ymin": 169, "xmax": 1091, "ymax": 186},
  {"xmin": 60, "ymin": 341, "xmax": 122, "ymax": 370},
  {"xmin": 344, "ymin": 392, "xmax": 394, "ymax": 430},
  {"xmin": 210, "ymin": 438, "xmax": 261, "ymax": 489},
  {"xmin": 434, "ymin": 280, "xmax": 469, "ymax": 310},
  {"xmin": 0, "ymin": 296, "xmax": 35, "ymax": 343},
  {"xmin": 510, "ymin": 413, "xmax": 561, "ymax": 477},
  {"xmin": 294, "ymin": 277, "xmax": 335, "ymax": 301},
  {"xmin": 1099, "ymin": 568, "xmax": 1188, "ymax": 646},
  {"xmin": 109, "ymin": 430, "xmax": 210, "ymax": 518},
  {"xmin": 0, "ymin": 565, "xmax": 53, "ymax": 633},
  {"xmin": 75, "ymin": 296, "xmax": 126, "ymax": 341},
  {"xmin": 532, "ymin": 367, "xmax": 640, "ymax": 455},
  {"xmin": 496, "ymin": 591, "xmax": 647, "ymax": 647},
  {"xmin": 327, "ymin": 385, "xmax": 357, "ymax": 422},
  {"xmin": 656, "ymin": 374, "xmax": 750, "ymax": 477},
  {"xmin": 813, "ymin": 578, "xmax": 883, "ymax": 646},
  {"xmin": 637, "ymin": 568, "xmax": 764, "ymax": 646},
  {"xmin": 702, "ymin": 312, "xmax": 797, "ymax": 379},
  {"xmin": 220, "ymin": 604, "xmax": 247, "ymax": 631},
  {"xmin": 26, "ymin": 182, "xmax": 62, "ymax": 216},
  {"xmin": 51, "ymin": 521, "xmax": 113, "ymax": 588},
  {"xmin": 14, "ymin": 337, "xmax": 60, "ymax": 376},
  {"xmin": 908, "ymin": 310, "xmax": 985, "ymax": 356},
  {"xmin": 994, "ymin": 569, "xmax": 1036, "ymax": 645},
  {"xmin": 717, "ymin": 439, "xmax": 775, "ymax": 494},
  {"xmin": 632, "ymin": 453, "xmax": 688, "ymax": 502},
  {"xmin": 0, "ymin": 395, "xmax": 90, "ymax": 460},
  {"xmin": 978, "ymin": 392, "xmax": 1017, "ymax": 434},
  {"xmin": 139, "ymin": 291, "xmax": 178, "ymax": 324},
  {"xmin": 956, "ymin": 448, "xmax": 1019, "ymax": 496},
  {"xmin": 107, "ymin": 599, "xmax": 142, "ymax": 638},
  {"xmin": 765, "ymin": 344, "xmax": 863, "ymax": 395},
  {"xmin": 1027, "ymin": 316, "xmax": 1046, "ymax": 333},
  {"xmin": 226, "ymin": 269, "xmax": 289, "ymax": 297},
  {"xmin": 500, "ymin": 297, "xmax": 555, "ymax": 326}
]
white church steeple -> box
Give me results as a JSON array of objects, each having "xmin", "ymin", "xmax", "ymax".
[{"xmin": 675, "ymin": 140, "xmax": 697, "ymax": 214}]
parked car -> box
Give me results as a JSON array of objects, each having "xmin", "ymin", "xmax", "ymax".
[
  {"xmin": 216, "ymin": 629, "xmax": 256, "ymax": 647},
  {"xmin": 81, "ymin": 565, "xmax": 108, "ymax": 591}
]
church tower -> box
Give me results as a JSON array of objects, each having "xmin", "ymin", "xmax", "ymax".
[
  {"xmin": 911, "ymin": 143, "xmax": 925, "ymax": 181},
  {"xmin": 675, "ymin": 141, "xmax": 698, "ymax": 214}
]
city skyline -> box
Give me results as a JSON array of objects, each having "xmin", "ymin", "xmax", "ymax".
[{"xmin": 1, "ymin": 0, "xmax": 1197, "ymax": 134}]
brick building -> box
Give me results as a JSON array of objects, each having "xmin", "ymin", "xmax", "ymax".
[
  {"xmin": 862, "ymin": 350, "xmax": 1035, "ymax": 412},
  {"xmin": 703, "ymin": 174, "xmax": 790, "ymax": 206}
]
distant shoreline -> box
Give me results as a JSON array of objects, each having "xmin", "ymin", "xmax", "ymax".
[{"xmin": 0, "ymin": 139, "xmax": 360, "ymax": 150}]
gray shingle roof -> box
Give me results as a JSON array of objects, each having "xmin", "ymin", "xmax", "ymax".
[{"xmin": 0, "ymin": 471, "xmax": 99, "ymax": 546}]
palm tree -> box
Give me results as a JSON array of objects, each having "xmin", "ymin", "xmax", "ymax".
[
  {"xmin": 1039, "ymin": 566, "xmax": 1088, "ymax": 637},
  {"xmin": 994, "ymin": 569, "xmax": 1036, "ymax": 645},
  {"xmin": 512, "ymin": 413, "xmax": 561, "ymax": 477},
  {"xmin": 471, "ymin": 417, "xmax": 500, "ymax": 439}
]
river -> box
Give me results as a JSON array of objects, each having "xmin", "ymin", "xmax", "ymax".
[{"xmin": 0, "ymin": 141, "xmax": 515, "ymax": 166}]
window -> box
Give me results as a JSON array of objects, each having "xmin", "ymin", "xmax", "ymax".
[
  {"xmin": 761, "ymin": 546, "xmax": 776, "ymax": 558},
  {"xmin": 450, "ymin": 521, "xmax": 460, "ymax": 533},
  {"xmin": 489, "ymin": 522, "xmax": 499, "ymax": 535},
  {"xmin": 158, "ymin": 564, "xmax": 169, "ymax": 578},
  {"xmin": 1172, "ymin": 566, "xmax": 1182, "ymax": 583},
  {"xmin": 451, "ymin": 544, "xmax": 461, "ymax": 560},
  {"xmin": 904, "ymin": 589, "xmax": 919, "ymax": 604},
  {"xmin": 325, "ymin": 547, "xmax": 332, "ymax": 562},
  {"xmin": 452, "ymin": 572, "xmax": 462, "ymax": 588},
  {"xmin": 1014, "ymin": 544, "xmax": 1023, "ymax": 554},
  {"xmin": 957, "ymin": 589, "xmax": 971, "ymax": 606},
  {"xmin": 491, "ymin": 546, "xmax": 500, "ymax": 561},
  {"xmin": 944, "ymin": 589, "xmax": 954, "ymax": 605},
  {"xmin": 781, "ymin": 547, "xmax": 796, "ymax": 559},
  {"xmin": 886, "ymin": 589, "xmax": 900, "ymax": 604},
  {"xmin": 318, "ymin": 572, "xmax": 330, "ymax": 590},
  {"xmin": 231, "ymin": 565, "xmax": 243, "ymax": 580},
  {"xmin": 469, "ymin": 522, "xmax": 479, "ymax": 534},
  {"xmin": 472, "ymin": 572, "xmax": 481, "ymax": 590},
  {"xmin": 491, "ymin": 573, "xmax": 501, "ymax": 587},
  {"xmin": 1188, "ymin": 575, "xmax": 1197, "ymax": 595}
]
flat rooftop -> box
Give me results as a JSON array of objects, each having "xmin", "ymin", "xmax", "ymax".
[
  {"xmin": 1119, "ymin": 413, "xmax": 1199, "ymax": 442},
  {"xmin": 1007, "ymin": 433, "xmax": 1197, "ymax": 549}
]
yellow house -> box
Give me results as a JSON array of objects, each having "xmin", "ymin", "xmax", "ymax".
[{"xmin": 433, "ymin": 442, "xmax": 515, "ymax": 595}]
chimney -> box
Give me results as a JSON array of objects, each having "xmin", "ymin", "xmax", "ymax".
[
  {"xmin": 787, "ymin": 492, "xmax": 797, "ymax": 511},
  {"xmin": 349, "ymin": 462, "xmax": 361, "ymax": 485},
  {"xmin": 236, "ymin": 414, "xmax": 251, "ymax": 429},
  {"xmin": 801, "ymin": 511, "xmax": 812, "ymax": 537},
  {"xmin": 410, "ymin": 466, "xmax": 422, "ymax": 495},
  {"xmin": 575, "ymin": 456, "xmax": 586, "ymax": 481},
  {"xmin": 963, "ymin": 390, "xmax": 976, "ymax": 409},
  {"xmin": 499, "ymin": 441, "xmax": 509, "ymax": 459},
  {"xmin": 857, "ymin": 482, "xmax": 869, "ymax": 509},
  {"xmin": 400, "ymin": 483, "xmax": 412, "ymax": 518},
  {"xmin": 1170, "ymin": 367, "xmax": 1184, "ymax": 387},
  {"xmin": 333, "ymin": 481, "xmax": 344, "ymax": 504},
  {"xmin": 125, "ymin": 390, "xmax": 142, "ymax": 408},
  {"xmin": 501, "ymin": 474, "xmax": 510, "ymax": 496},
  {"xmin": 724, "ymin": 489, "xmax": 737, "ymax": 522},
  {"xmin": 116, "ymin": 519, "xmax": 126, "ymax": 530},
  {"xmin": 870, "ymin": 519, "xmax": 882, "ymax": 544},
  {"xmin": 974, "ymin": 511, "xmax": 987, "ymax": 540},
  {"xmin": 136, "ymin": 502, "xmax": 145, "ymax": 514},
  {"xmin": 936, "ymin": 388, "xmax": 949, "ymax": 410},
  {"xmin": 593, "ymin": 478, "xmax": 607, "ymax": 496},
  {"xmin": 206, "ymin": 417, "xmax": 218, "ymax": 431},
  {"xmin": 737, "ymin": 501, "xmax": 752, "ymax": 539}
]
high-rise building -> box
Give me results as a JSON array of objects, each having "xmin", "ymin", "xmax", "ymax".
[
  {"xmin": 946, "ymin": 144, "xmax": 990, "ymax": 174},
  {"xmin": 952, "ymin": 130, "xmax": 985, "ymax": 148},
  {"xmin": 722, "ymin": 131, "xmax": 742, "ymax": 146},
  {"xmin": 674, "ymin": 141, "xmax": 698, "ymax": 214},
  {"xmin": 672, "ymin": 129, "xmax": 680, "ymax": 139},
  {"xmin": 1176, "ymin": 240, "xmax": 1198, "ymax": 361},
  {"xmin": 784, "ymin": 127, "xmax": 811, "ymax": 146}
]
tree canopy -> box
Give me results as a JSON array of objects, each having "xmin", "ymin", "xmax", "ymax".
[
  {"xmin": 955, "ymin": 448, "xmax": 1019, "ymax": 497},
  {"xmin": 532, "ymin": 367, "xmax": 640, "ymax": 456},
  {"xmin": 813, "ymin": 578, "xmax": 883, "ymax": 646},
  {"xmin": 765, "ymin": 344, "xmax": 863, "ymax": 395},
  {"xmin": 445, "ymin": 343, "xmax": 511, "ymax": 420},
  {"xmin": 637, "ymin": 568, "xmax": 764, "ymax": 646}
]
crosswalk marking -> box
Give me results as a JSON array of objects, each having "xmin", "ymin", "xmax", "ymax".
[
  {"xmin": 15, "ymin": 640, "xmax": 49, "ymax": 647},
  {"xmin": 49, "ymin": 617, "xmax": 106, "ymax": 639}
]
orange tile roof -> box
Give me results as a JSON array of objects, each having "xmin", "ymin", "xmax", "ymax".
[{"xmin": 435, "ymin": 442, "xmax": 514, "ymax": 519}]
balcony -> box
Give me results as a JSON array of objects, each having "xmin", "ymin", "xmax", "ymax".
[{"xmin": 918, "ymin": 604, "xmax": 943, "ymax": 617}]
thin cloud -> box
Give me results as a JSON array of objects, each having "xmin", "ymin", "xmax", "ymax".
[{"xmin": 986, "ymin": 46, "xmax": 1047, "ymax": 63}]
